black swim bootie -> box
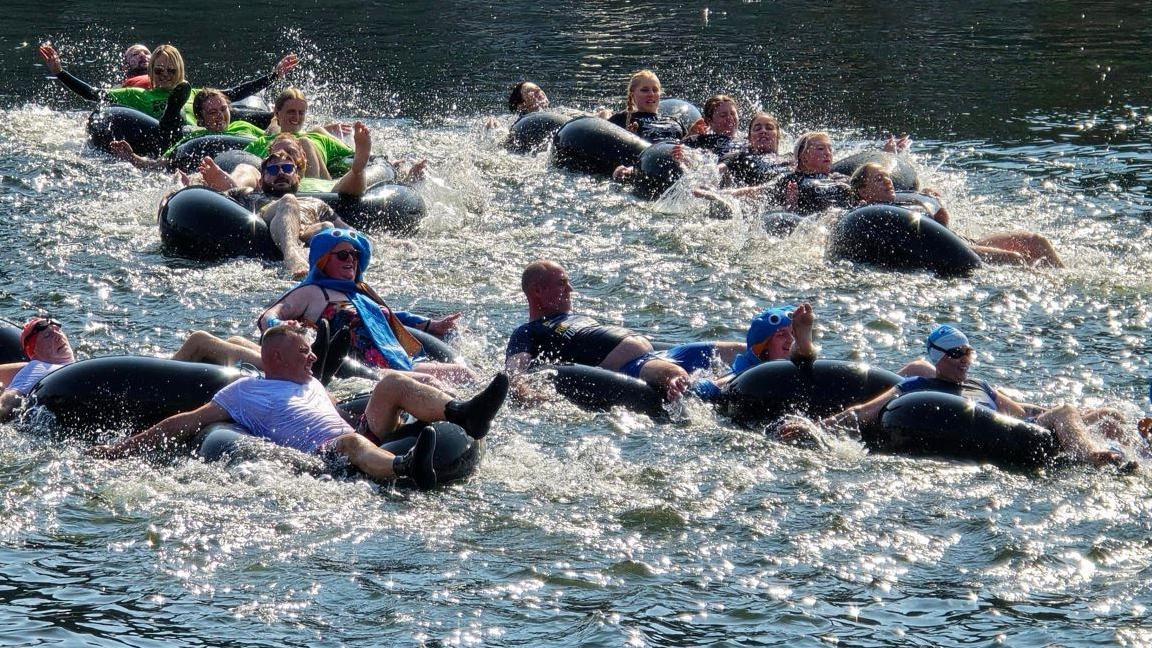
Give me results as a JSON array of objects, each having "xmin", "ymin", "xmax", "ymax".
[
  {"xmin": 392, "ymin": 426, "xmax": 438, "ymax": 490},
  {"xmin": 444, "ymin": 373, "xmax": 509, "ymax": 440}
]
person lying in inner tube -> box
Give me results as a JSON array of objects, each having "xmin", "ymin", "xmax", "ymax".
[
  {"xmin": 691, "ymin": 304, "xmax": 818, "ymax": 400},
  {"xmin": 776, "ymin": 324, "xmax": 1128, "ymax": 466},
  {"xmin": 39, "ymin": 43, "xmax": 297, "ymax": 150},
  {"xmin": 190, "ymin": 134, "xmax": 378, "ymax": 277},
  {"xmin": 174, "ymin": 229, "xmax": 471, "ymax": 384},
  {"xmin": 850, "ymin": 162, "xmax": 1064, "ymax": 268},
  {"xmin": 509, "ymin": 81, "xmax": 550, "ymax": 115},
  {"xmin": 244, "ymin": 88, "xmax": 428, "ymax": 183},
  {"xmin": 505, "ymin": 260, "xmax": 745, "ymax": 403},
  {"xmin": 613, "ymin": 94, "xmax": 746, "ymax": 184},
  {"xmin": 0, "ymin": 317, "xmax": 76, "ymax": 422},
  {"xmin": 109, "ymin": 89, "xmax": 265, "ymax": 170},
  {"xmin": 91, "ymin": 323, "xmax": 509, "ymax": 489},
  {"xmin": 606, "ymin": 69, "xmax": 685, "ymax": 143}
]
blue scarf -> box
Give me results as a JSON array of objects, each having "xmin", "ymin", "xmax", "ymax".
[{"xmin": 271, "ymin": 229, "xmax": 419, "ymax": 370}]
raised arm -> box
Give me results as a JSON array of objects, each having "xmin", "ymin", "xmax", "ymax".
[
  {"xmin": 39, "ymin": 44, "xmax": 102, "ymax": 102},
  {"xmin": 221, "ymin": 53, "xmax": 299, "ymax": 102}
]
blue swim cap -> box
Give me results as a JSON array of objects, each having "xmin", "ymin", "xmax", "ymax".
[
  {"xmin": 308, "ymin": 228, "xmax": 372, "ymax": 277},
  {"xmin": 730, "ymin": 305, "xmax": 798, "ymax": 376},
  {"xmin": 926, "ymin": 325, "xmax": 969, "ymax": 363},
  {"xmin": 746, "ymin": 306, "xmax": 797, "ymax": 350}
]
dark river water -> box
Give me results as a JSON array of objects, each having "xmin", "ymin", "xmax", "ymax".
[{"xmin": 1, "ymin": 2, "xmax": 1152, "ymax": 646}]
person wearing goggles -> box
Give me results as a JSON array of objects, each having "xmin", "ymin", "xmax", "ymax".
[
  {"xmin": 777, "ymin": 325, "xmax": 1129, "ymax": 466},
  {"xmin": 0, "ymin": 317, "xmax": 76, "ymax": 421}
]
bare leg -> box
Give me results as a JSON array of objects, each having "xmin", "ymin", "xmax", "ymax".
[
  {"xmin": 1036, "ymin": 404, "xmax": 1118, "ymax": 464},
  {"xmin": 1082, "ymin": 407, "xmax": 1128, "ymax": 440},
  {"xmin": 172, "ymin": 331, "xmax": 261, "ymax": 366},
  {"xmin": 331, "ymin": 433, "xmax": 398, "ymax": 480},
  {"xmin": 299, "ymin": 138, "xmax": 331, "ymax": 180},
  {"xmin": 363, "ymin": 370, "xmax": 454, "ymax": 437},
  {"xmin": 265, "ymin": 195, "xmax": 309, "ymax": 278},
  {"xmin": 970, "ymin": 244, "xmax": 1027, "ymax": 266},
  {"xmin": 975, "ymin": 232, "xmax": 1064, "ymax": 268}
]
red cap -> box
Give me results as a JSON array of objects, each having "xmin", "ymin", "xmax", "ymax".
[{"xmin": 20, "ymin": 317, "xmax": 50, "ymax": 359}]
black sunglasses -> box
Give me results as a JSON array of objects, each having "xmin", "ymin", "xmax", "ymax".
[
  {"xmin": 330, "ymin": 249, "xmax": 360, "ymax": 261},
  {"xmin": 264, "ymin": 162, "xmax": 296, "ymax": 176},
  {"xmin": 32, "ymin": 318, "xmax": 62, "ymax": 334},
  {"xmin": 930, "ymin": 342, "xmax": 973, "ymax": 359}
]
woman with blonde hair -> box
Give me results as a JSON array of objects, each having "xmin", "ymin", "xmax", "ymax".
[{"xmin": 605, "ymin": 69, "xmax": 685, "ymax": 142}]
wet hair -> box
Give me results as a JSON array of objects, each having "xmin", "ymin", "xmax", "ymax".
[
  {"xmin": 148, "ymin": 44, "xmax": 185, "ymax": 87},
  {"xmin": 746, "ymin": 112, "xmax": 779, "ymax": 137},
  {"xmin": 849, "ymin": 163, "xmax": 888, "ymax": 197},
  {"xmin": 508, "ymin": 81, "xmax": 533, "ymax": 113},
  {"xmin": 274, "ymin": 87, "xmax": 308, "ymax": 113},
  {"xmin": 702, "ymin": 95, "xmax": 736, "ymax": 121},
  {"xmin": 266, "ymin": 133, "xmax": 308, "ymax": 175},
  {"xmin": 626, "ymin": 69, "xmax": 661, "ymax": 112},
  {"xmin": 793, "ymin": 131, "xmax": 832, "ymax": 166},
  {"xmin": 521, "ymin": 260, "xmax": 562, "ymax": 294},
  {"xmin": 192, "ymin": 88, "xmax": 229, "ymax": 123}
]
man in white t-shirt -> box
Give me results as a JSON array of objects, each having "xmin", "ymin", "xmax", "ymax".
[
  {"xmin": 0, "ymin": 317, "xmax": 76, "ymax": 421},
  {"xmin": 90, "ymin": 323, "xmax": 509, "ymax": 489}
]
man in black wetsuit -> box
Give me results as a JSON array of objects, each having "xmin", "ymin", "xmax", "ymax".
[
  {"xmin": 777, "ymin": 325, "xmax": 1124, "ymax": 465},
  {"xmin": 505, "ymin": 260, "xmax": 692, "ymax": 403}
]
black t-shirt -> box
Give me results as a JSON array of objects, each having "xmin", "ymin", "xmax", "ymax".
[{"xmin": 506, "ymin": 313, "xmax": 635, "ymax": 367}]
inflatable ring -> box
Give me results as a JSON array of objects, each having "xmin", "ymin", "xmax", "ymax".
[
  {"xmin": 827, "ymin": 205, "xmax": 982, "ymax": 277},
  {"xmin": 537, "ymin": 364, "xmax": 666, "ymax": 419},
  {"xmin": 722, "ymin": 359, "xmax": 902, "ymax": 427},
  {"xmin": 170, "ymin": 135, "xmax": 257, "ymax": 173},
  {"xmin": 0, "ymin": 325, "xmax": 26, "ymax": 364},
  {"xmin": 158, "ymin": 182, "xmax": 426, "ymax": 261},
  {"xmin": 830, "ymin": 151, "xmax": 920, "ymax": 191},
  {"xmin": 195, "ymin": 419, "xmax": 482, "ymax": 490},
  {"xmin": 551, "ymin": 116, "xmax": 649, "ymax": 177},
  {"xmin": 873, "ymin": 391, "xmax": 1062, "ymax": 470},
  {"xmin": 87, "ymin": 106, "xmax": 165, "ymax": 156},
  {"xmin": 213, "ymin": 149, "xmax": 262, "ymax": 173},
  {"xmin": 24, "ymin": 356, "xmax": 245, "ymax": 441},
  {"xmin": 229, "ymin": 95, "xmax": 274, "ymax": 130},
  {"xmin": 633, "ymin": 141, "xmax": 683, "ymax": 200},
  {"xmin": 721, "ymin": 149, "xmax": 790, "ymax": 187},
  {"xmin": 658, "ymin": 99, "xmax": 703, "ymax": 132},
  {"xmin": 506, "ymin": 111, "xmax": 571, "ymax": 154}
]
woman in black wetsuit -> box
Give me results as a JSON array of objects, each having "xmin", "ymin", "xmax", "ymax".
[
  {"xmin": 719, "ymin": 112, "xmax": 791, "ymax": 188},
  {"xmin": 606, "ymin": 69, "xmax": 685, "ymax": 142},
  {"xmin": 772, "ymin": 131, "xmax": 856, "ymax": 215},
  {"xmin": 682, "ymin": 94, "xmax": 741, "ymax": 157}
]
